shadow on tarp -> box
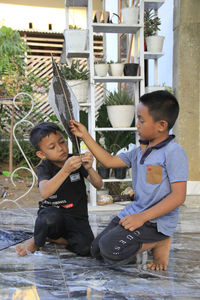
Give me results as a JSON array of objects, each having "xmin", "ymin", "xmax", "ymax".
[{"xmin": 0, "ymin": 230, "xmax": 33, "ymax": 250}]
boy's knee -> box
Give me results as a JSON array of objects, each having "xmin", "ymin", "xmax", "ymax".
[
  {"xmin": 39, "ymin": 210, "xmax": 61, "ymax": 227},
  {"xmin": 99, "ymin": 233, "xmax": 141, "ymax": 263},
  {"xmin": 69, "ymin": 236, "xmax": 93, "ymax": 256}
]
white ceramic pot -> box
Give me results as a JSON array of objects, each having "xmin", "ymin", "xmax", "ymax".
[
  {"xmin": 146, "ymin": 35, "xmax": 165, "ymax": 53},
  {"xmin": 121, "ymin": 7, "xmax": 139, "ymax": 25},
  {"xmin": 64, "ymin": 29, "xmax": 88, "ymax": 52},
  {"xmin": 94, "ymin": 64, "xmax": 109, "ymax": 77},
  {"xmin": 109, "ymin": 63, "xmax": 124, "ymax": 76},
  {"xmin": 107, "ymin": 105, "xmax": 134, "ymax": 128},
  {"xmin": 67, "ymin": 80, "xmax": 89, "ymax": 103},
  {"xmin": 145, "ymin": 86, "xmax": 165, "ymax": 93}
]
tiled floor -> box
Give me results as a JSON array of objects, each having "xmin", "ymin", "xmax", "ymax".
[{"xmin": 0, "ymin": 205, "xmax": 200, "ymax": 299}]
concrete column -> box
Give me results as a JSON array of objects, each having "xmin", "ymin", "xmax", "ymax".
[{"xmin": 173, "ymin": 0, "xmax": 200, "ymax": 181}]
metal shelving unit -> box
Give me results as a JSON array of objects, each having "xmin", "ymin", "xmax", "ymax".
[
  {"xmin": 65, "ymin": 0, "xmax": 164, "ymax": 206},
  {"xmin": 144, "ymin": 0, "xmax": 165, "ymax": 88}
]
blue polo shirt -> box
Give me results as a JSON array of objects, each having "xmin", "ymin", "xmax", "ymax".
[{"xmin": 117, "ymin": 135, "xmax": 188, "ymax": 236}]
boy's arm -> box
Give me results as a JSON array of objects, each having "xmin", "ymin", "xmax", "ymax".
[
  {"xmin": 120, "ymin": 181, "xmax": 187, "ymax": 231},
  {"xmin": 70, "ymin": 120, "xmax": 126, "ymax": 168},
  {"xmin": 81, "ymin": 152, "xmax": 103, "ymax": 189},
  {"xmin": 87, "ymin": 168, "xmax": 103, "ymax": 189},
  {"xmin": 39, "ymin": 156, "xmax": 82, "ymax": 199}
]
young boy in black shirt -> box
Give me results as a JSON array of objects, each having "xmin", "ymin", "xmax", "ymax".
[{"xmin": 16, "ymin": 122, "xmax": 103, "ymax": 256}]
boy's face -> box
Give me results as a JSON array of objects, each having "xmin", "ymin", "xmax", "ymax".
[
  {"xmin": 36, "ymin": 131, "xmax": 69, "ymax": 164},
  {"xmin": 136, "ymin": 102, "xmax": 168, "ymax": 144}
]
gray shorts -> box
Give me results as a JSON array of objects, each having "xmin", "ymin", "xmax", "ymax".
[{"xmin": 91, "ymin": 216, "xmax": 168, "ymax": 266}]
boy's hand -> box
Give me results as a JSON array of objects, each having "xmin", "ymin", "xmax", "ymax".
[
  {"xmin": 119, "ymin": 213, "xmax": 146, "ymax": 231},
  {"xmin": 81, "ymin": 152, "xmax": 93, "ymax": 170},
  {"xmin": 70, "ymin": 120, "xmax": 88, "ymax": 139},
  {"xmin": 63, "ymin": 155, "xmax": 82, "ymax": 174}
]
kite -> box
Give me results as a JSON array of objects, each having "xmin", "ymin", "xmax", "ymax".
[{"xmin": 48, "ymin": 56, "xmax": 80, "ymax": 153}]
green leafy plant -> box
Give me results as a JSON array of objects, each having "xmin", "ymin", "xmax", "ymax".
[
  {"xmin": 69, "ymin": 25, "xmax": 82, "ymax": 30},
  {"xmin": 0, "ymin": 26, "xmax": 28, "ymax": 75},
  {"xmin": 124, "ymin": 0, "xmax": 139, "ymax": 7},
  {"xmin": 105, "ymin": 90, "xmax": 134, "ymax": 106},
  {"xmin": 144, "ymin": 9, "xmax": 161, "ymax": 37},
  {"xmin": 61, "ymin": 60, "xmax": 89, "ymax": 80},
  {"xmin": 0, "ymin": 140, "xmax": 40, "ymax": 168},
  {"xmin": 0, "ymin": 26, "xmax": 49, "ymax": 97},
  {"xmin": 94, "ymin": 59, "xmax": 107, "ymax": 64}
]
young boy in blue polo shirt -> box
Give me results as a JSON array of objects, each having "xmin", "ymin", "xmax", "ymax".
[{"xmin": 70, "ymin": 90, "xmax": 188, "ymax": 271}]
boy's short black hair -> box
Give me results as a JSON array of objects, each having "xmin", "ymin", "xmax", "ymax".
[
  {"xmin": 30, "ymin": 122, "xmax": 62, "ymax": 150},
  {"xmin": 140, "ymin": 90, "xmax": 179, "ymax": 130}
]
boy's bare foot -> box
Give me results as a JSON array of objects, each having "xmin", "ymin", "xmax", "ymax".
[
  {"xmin": 16, "ymin": 237, "xmax": 39, "ymax": 256},
  {"xmin": 147, "ymin": 237, "xmax": 172, "ymax": 271},
  {"xmin": 46, "ymin": 237, "xmax": 68, "ymax": 245}
]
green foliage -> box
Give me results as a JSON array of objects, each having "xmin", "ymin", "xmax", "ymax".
[
  {"xmin": 96, "ymin": 104, "xmax": 135, "ymax": 153},
  {"xmin": 0, "ymin": 26, "xmax": 49, "ymax": 97},
  {"xmin": 124, "ymin": 0, "xmax": 139, "ymax": 8},
  {"xmin": 69, "ymin": 25, "xmax": 82, "ymax": 30},
  {"xmin": 144, "ymin": 9, "xmax": 161, "ymax": 37},
  {"xmin": 94, "ymin": 60, "xmax": 107, "ymax": 64},
  {"xmin": 0, "ymin": 26, "xmax": 28, "ymax": 75},
  {"xmin": 0, "ymin": 140, "xmax": 40, "ymax": 167},
  {"xmin": 80, "ymin": 110, "xmax": 88, "ymax": 129},
  {"xmin": 105, "ymin": 90, "xmax": 134, "ymax": 106},
  {"xmin": 61, "ymin": 60, "xmax": 89, "ymax": 80},
  {"xmin": 107, "ymin": 60, "xmax": 122, "ymax": 64}
]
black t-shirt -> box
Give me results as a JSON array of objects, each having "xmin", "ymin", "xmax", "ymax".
[{"xmin": 37, "ymin": 155, "xmax": 89, "ymax": 218}]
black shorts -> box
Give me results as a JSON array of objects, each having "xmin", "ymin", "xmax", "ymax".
[
  {"xmin": 34, "ymin": 206, "xmax": 94, "ymax": 256},
  {"xmin": 91, "ymin": 216, "xmax": 168, "ymax": 266}
]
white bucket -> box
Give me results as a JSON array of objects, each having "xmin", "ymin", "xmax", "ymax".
[
  {"xmin": 107, "ymin": 105, "xmax": 134, "ymax": 128},
  {"xmin": 64, "ymin": 29, "xmax": 87, "ymax": 52},
  {"xmin": 121, "ymin": 7, "xmax": 139, "ymax": 25},
  {"xmin": 67, "ymin": 80, "xmax": 89, "ymax": 103},
  {"xmin": 146, "ymin": 35, "xmax": 165, "ymax": 53}
]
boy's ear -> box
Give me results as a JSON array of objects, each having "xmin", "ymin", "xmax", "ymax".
[
  {"xmin": 36, "ymin": 150, "xmax": 46, "ymax": 160},
  {"xmin": 158, "ymin": 120, "xmax": 168, "ymax": 132}
]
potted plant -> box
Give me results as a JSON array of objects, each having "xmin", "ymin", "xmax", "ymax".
[
  {"xmin": 97, "ymin": 161, "xmax": 111, "ymax": 179},
  {"xmin": 144, "ymin": 9, "xmax": 164, "ymax": 52},
  {"xmin": 105, "ymin": 90, "xmax": 134, "ymax": 128},
  {"xmin": 64, "ymin": 25, "xmax": 88, "ymax": 52},
  {"xmin": 124, "ymin": 63, "xmax": 139, "ymax": 76},
  {"xmin": 108, "ymin": 60, "xmax": 124, "ymax": 76},
  {"xmin": 109, "ymin": 144, "xmax": 127, "ymax": 179},
  {"xmin": 94, "ymin": 60, "xmax": 109, "ymax": 77},
  {"xmin": 96, "ymin": 104, "xmax": 135, "ymax": 181},
  {"xmin": 61, "ymin": 59, "xmax": 89, "ymax": 103},
  {"xmin": 121, "ymin": 0, "xmax": 140, "ymax": 25}
]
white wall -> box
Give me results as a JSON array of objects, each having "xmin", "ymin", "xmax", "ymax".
[{"xmin": 148, "ymin": 0, "xmax": 173, "ymax": 88}]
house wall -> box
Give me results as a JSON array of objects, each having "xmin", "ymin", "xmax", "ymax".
[
  {"xmin": 0, "ymin": 1, "xmax": 102, "ymax": 32},
  {"xmin": 0, "ymin": 0, "xmax": 102, "ymax": 9},
  {"xmin": 173, "ymin": 0, "xmax": 200, "ymax": 183}
]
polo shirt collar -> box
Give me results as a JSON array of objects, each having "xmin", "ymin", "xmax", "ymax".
[{"xmin": 139, "ymin": 135, "xmax": 175, "ymax": 164}]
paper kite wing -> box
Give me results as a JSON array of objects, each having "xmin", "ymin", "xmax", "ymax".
[{"xmin": 48, "ymin": 57, "xmax": 80, "ymax": 153}]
